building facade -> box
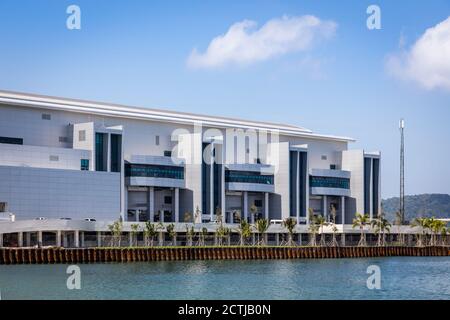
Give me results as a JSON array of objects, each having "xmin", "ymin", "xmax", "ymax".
[{"xmin": 0, "ymin": 90, "xmax": 381, "ymax": 228}]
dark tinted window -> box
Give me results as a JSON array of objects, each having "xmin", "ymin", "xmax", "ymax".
[{"xmin": 0, "ymin": 136, "xmax": 23, "ymax": 145}]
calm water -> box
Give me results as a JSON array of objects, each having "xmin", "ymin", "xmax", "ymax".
[{"xmin": 0, "ymin": 257, "xmax": 449, "ymax": 300}]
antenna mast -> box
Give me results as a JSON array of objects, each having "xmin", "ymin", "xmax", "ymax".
[{"xmin": 399, "ymin": 119, "xmax": 405, "ymax": 224}]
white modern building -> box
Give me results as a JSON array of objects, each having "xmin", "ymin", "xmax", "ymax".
[{"xmin": 0, "ymin": 90, "xmax": 381, "ymax": 246}]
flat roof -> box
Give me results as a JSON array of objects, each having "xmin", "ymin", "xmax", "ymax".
[{"xmin": 0, "ymin": 90, "xmax": 355, "ymax": 142}]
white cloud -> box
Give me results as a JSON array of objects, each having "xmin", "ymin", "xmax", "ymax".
[
  {"xmin": 187, "ymin": 15, "xmax": 337, "ymax": 69},
  {"xmin": 386, "ymin": 16, "xmax": 450, "ymax": 91}
]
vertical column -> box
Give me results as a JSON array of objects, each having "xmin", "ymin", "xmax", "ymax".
[
  {"xmin": 63, "ymin": 232, "xmax": 68, "ymax": 248},
  {"xmin": 26, "ymin": 232, "xmax": 31, "ymax": 247},
  {"xmin": 369, "ymin": 158, "xmax": 374, "ymax": 220},
  {"xmin": 38, "ymin": 231, "xmax": 43, "ymax": 246},
  {"xmin": 18, "ymin": 232, "xmax": 23, "ymax": 247},
  {"xmin": 97, "ymin": 231, "xmax": 102, "ymax": 247},
  {"xmin": 0, "ymin": 233, "xmax": 3, "ymax": 247},
  {"xmin": 305, "ymin": 152, "xmax": 310, "ymax": 225},
  {"xmin": 123, "ymin": 187, "xmax": 128, "ymax": 222},
  {"xmin": 296, "ymin": 151, "xmax": 300, "ymax": 222},
  {"xmin": 56, "ymin": 231, "xmax": 62, "ymax": 247},
  {"xmin": 107, "ymin": 133, "xmax": 111, "ymax": 172},
  {"xmin": 276, "ymin": 233, "xmax": 280, "ymax": 246},
  {"xmin": 341, "ymin": 196, "xmax": 346, "ymax": 225},
  {"xmin": 175, "ymin": 187, "xmax": 180, "ymax": 223},
  {"xmin": 74, "ymin": 230, "xmax": 80, "ymax": 248},
  {"xmin": 264, "ymin": 192, "xmax": 269, "ymax": 220},
  {"xmin": 159, "ymin": 231, "xmax": 164, "ymax": 246},
  {"xmin": 135, "ymin": 210, "xmax": 140, "ymax": 222},
  {"xmin": 243, "ymin": 191, "xmax": 248, "ymax": 223},
  {"xmin": 210, "ymin": 142, "xmax": 214, "ymax": 220},
  {"xmin": 80, "ymin": 231, "xmax": 85, "ymax": 248},
  {"xmin": 323, "ymin": 195, "xmax": 328, "ymax": 220},
  {"xmin": 221, "ymin": 147, "xmax": 226, "ymax": 224},
  {"xmin": 129, "ymin": 232, "xmax": 133, "ymax": 246},
  {"xmin": 149, "ymin": 187, "xmax": 155, "ymax": 222}
]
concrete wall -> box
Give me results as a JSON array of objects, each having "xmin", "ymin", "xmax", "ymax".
[
  {"xmin": 0, "ymin": 165, "xmax": 120, "ymax": 220},
  {"xmin": 269, "ymin": 141, "xmax": 290, "ymax": 220},
  {"xmin": 342, "ymin": 150, "xmax": 365, "ymax": 214},
  {"xmin": 279, "ymin": 135, "xmax": 348, "ymax": 170}
]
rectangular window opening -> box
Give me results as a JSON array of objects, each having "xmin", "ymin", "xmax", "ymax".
[{"xmin": 79, "ymin": 130, "xmax": 86, "ymax": 142}]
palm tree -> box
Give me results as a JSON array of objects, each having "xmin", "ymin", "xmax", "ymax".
[
  {"xmin": 394, "ymin": 211, "xmax": 406, "ymax": 245},
  {"xmin": 236, "ymin": 220, "xmax": 251, "ymax": 246},
  {"xmin": 371, "ymin": 214, "xmax": 391, "ymax": 246},
  {"xmin": 282, "ymin": 217, "xmax": 297, "ymax": 246},
  {"xmin": 194, "ymin": 206, "xmax": 201, "ymax": 224},
  {"xmin": 352, "ymin": 213, "xmax": 370, "ymax": 247},
  {"xmin": 197, "ymin": 227, "xmax": 208, "ymax": 246},
  {"xmin": 315, "ymin": 215, "xmax": 328, "ymax": 246},
  {"xmin": 330, "ymin": 224, "xmax": 339, "ymax": 247},
  {"xmin": 166, "ymin": 223, "xmax": 176, "ymax": 246},
  {"xmin": 307, "ymin": 208, "xmax": 318, "ymax": 246},
  {"xmin": 107, "ymin": 223, "xmax": 115, "ymax": 247},
  {"xmin": 215, "ymin": 207, "xmax": 223, "ymax": 224},
  {"xmin": 130, "ymin": 223, "xmax": 140, "ymax": 247},
  {"xmin": 144, "ymin": 221, "xmax": 158, "ymax": 247},
  {"xmin": 185, "ymin": 224, "xmax": 195, "ymax": 246},
  {"xmin": 411, "ymin": 217, "xmax": 428, "ymax": 247},
  {"xmin": 440, "ymin": 226, "xmax": 448, "ymax": 246},
  {"xmin": 330, "ymin": 205, "xmax": 337, "ymax": 224},
  {"xmin": 430, "ymin": 218, "xmax": 446, "ymax": 246},
  {"xmin": 215, "ymin": 225, "xmax": 231, "ymax": 246},
  {"xmin": 233, "ymin": 210, "xmax": 241, "ymax": 224},
  {"xmin": 249, "ymin": 204, "xmax": 258, "ymax": 224},
  {"xmin": 255, "ymin": 219, "xmax": 269, "ymax": 245},
  {"xmin": 107, "ymin": 220, "xmax": 123, "ymax": 247}
]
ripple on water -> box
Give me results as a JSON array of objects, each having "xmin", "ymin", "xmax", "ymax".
[{"xmin": 0, "ymin": 257, "xmax": 449, "ymax": 300}]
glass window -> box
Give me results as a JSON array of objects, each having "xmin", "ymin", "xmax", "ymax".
[
  {"xmin": 225, "ymin": 170, "xmax": 274, "ymax": 185},
  {"xmin": 309, "ymin": 176, "xmax": 350, "ymax": 189},
  {"xmin": 110, "ymin": 134, "xmax": 121, "ymax": 172},
  {"xmin": 125, "ymin": 164, "xmax": 184, "ymax": 180},
  {"xmin": 164, "ymin": 196, "xmax": 172, "ymax": 204},
  {"xmin": 155, "ymin": 135, "xmax": 160, "ymax": 146},
  {"xmin": 0, "ymin": 136, "xmax": 23, "ymax": 145},
  {"xmin": 164, "ymin": 150, "xmax": 172, "ymax": 157},
  {"xmin": 81, "ymin": 159, "xmax": 89, "ymax": 171},
  {"xmin": 95, "ymin": 133, "xmax": 105, "ymax": 171}
]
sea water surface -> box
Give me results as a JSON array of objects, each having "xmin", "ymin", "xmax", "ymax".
[{"xmin": 0, "ymin": 257, "xmax": 449, "ymax": 300}]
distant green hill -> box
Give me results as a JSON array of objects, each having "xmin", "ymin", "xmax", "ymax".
[{"xmin": 382, "ymin": 194, "xmax": 450, "ymax": 223}]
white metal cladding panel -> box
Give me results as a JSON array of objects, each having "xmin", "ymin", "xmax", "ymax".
[
  {"xmin": 0, "ymin": 165, "xmax": 120, "ymax": 220},
  {"xmin": 126, "ymin": 177, "xmax": 185, "ymax": 188},
  {"xmin": 0, "ymin": 143, "xmax": 91, "ymax": 170},
  {"xmin": 310, "ymin": 187, "xmax": 351, "ymax": 197},
  {"xmin": 309, "ymin": 168, "xmax": 351, "ymax": 179},
  {"xmin": 225, "ymin": 182, "xmax": 274, "ymax": 193}
]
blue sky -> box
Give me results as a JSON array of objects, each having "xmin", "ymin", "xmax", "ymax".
[{"xmin": 0, "ymin": 0, "xmax": 449, "ymax": 198}]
